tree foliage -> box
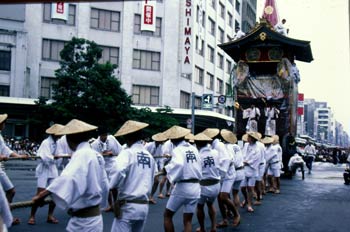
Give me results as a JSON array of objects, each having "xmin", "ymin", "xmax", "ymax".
[{"xmin": 31, "ymin": 37, "xmax": 178, "ymax": 138}]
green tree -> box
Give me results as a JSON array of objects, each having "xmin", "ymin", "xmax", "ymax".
[{"xmin": 50, "ymin": 37, "xmax": 132, "ymax": 129}]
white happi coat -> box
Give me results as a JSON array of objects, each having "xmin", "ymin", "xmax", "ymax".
[
  {"xmin": 55, "ymin": 135, "xmax": 73, "ymax": 169},
  {"xmin": 0, "ymin": 184, "xmax": 12, "ymax": 230},
  {"xmin": 35, "ymin": 136, "xmax": 58, "ymax": 180},
  {"xmin": 242, "ymin": 142, "xmax": 261, "ymax": 177},
  {"xmin": 257, "ymin": 141, "xmax": 266, "ymax": 177},
  {"xmin": 0, "ymin": 133, "xmax": 13, "ymax": 175},
  {"xmin": 265, "ymin": 144, "xmax": 279, "ymax": 170},
  {"xmin": 109, "ymin": 141, "xmax": 156, "ymax": 222},
  {"xmin": 165, "ymin": 141, "xmax": 202, "ymax": 199},
  {"xmin": 223, "ymin": 143, "xmax": 237, "ymax": 181},
  {"xmin": 91, "ymin": 135, "xmax": 122, "ymax": 177},
  {"xmin": 211, "ymin": 139, "xmax": 230, "ymax": 178},
  {"xmin": 144, "ymin": 141, "xmax": 164, "ymax": 171},
  {"xmin": 227, "ymin": 143, "xmax": 245, "ymax": 181},
  {"xmin": 199, "ymin": 145, "xmax": 223, "ymax": 198},
  {"xmin": 47, "ymin": 142, "xmax": 109, "ymax": 232}
]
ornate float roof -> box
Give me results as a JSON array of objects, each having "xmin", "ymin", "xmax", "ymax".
[{"xmin": 218, "ymin": 19, "xmax": 313, "ymax": 63}]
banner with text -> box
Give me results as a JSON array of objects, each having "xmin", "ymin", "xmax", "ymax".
[
  {"xmin": 51, "ymin": 2, "xmax": 69, "ymax": 21},
  {"xmin": 141, "ymin": 0, "xmax": 156, "ymax": 32}
]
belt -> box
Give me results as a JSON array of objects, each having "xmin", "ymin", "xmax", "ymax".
[
  {"xmin": 235, "ymin": 166, "xmax": 244, "ymax": 170},
  {"xmin": 68, "ymin": 205, "xmax": 100, "ymax": 218},
  {"xmin": 118, "ymin": 199, "xmax": 149, "ymax": 205},
  {"xmin": 260, "ymin": 162, "xmax": 265, "ymax": 165},
  {"xmin": 200, "ymin": 179, "xmax": 220, "ymax": 186},
  {"xmin": 270, "ymin": 161, "xmax": 279, "ymax": 164},
  {"xmin": 178, "ymin": 178, "xmax": 200, "ymax": 183}
]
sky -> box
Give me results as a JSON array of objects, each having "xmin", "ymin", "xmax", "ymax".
[{"xmin": 257, "ymin": 0, "xmax": 350, "ymax": 132}]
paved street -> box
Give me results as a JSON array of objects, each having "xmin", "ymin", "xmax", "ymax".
[{"xmin": 3, "ymin": 160, "xmax": 350, "ymax": 232}]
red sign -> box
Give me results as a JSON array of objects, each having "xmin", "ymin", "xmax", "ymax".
[
  {"xmin": 297, "ymin": 93, "xmax": 304, "ymax": 115},
  {"xmin": 56, "ymin": 2, "xmax": 64, "ymax": 14},
  {"xmin": 143, "ymin": 5, "xmax": 153, "ymax": 25}
]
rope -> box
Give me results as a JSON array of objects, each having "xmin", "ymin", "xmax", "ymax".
[{"xmin": 10, "ymin": 198, "xmax": 54, "ymax": 210}]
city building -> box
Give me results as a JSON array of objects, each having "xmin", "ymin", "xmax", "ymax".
[{"xmin": 1, "ymin": 0, "xmax": 252, "ymax": 138}]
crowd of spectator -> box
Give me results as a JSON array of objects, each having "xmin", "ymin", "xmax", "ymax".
[{"xmin": 2, "ymin": 136, "xmax": 39, "ymax": 156}]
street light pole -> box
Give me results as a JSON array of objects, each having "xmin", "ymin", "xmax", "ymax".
[{"xmin": 191, "ymin": 92, "xmax": 195, "ymax": 134}]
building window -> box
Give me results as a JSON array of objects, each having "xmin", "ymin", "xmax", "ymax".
[
  {"xmin": 99, "ymin": 46, "xmax": 119, "ymax": 65},
  {"xmin": 228, "ymin": 12, "xmax": 233, "ymax": 28},
  {"xmin": 226, "ymin": 59, "xmax": 232, "ymax": 74},
  {"xmin": 132, "ymin": 85, "xmax": 159, "ymax": 106},
  {"xmin": 0, "ymin": 51, "xmax": 11, "ymax": 71},
  {"xmin": 208, "ymin": 45, "xmax": 214, "ymax": 63},
  {"xmin": 206, "ymin": 72, "xmax": 214, "ymax": 90},
  {"xmin": 201, "ymin": 11, "xmax": 206, "ymax": 27},
  {"xmin": 225, "ymin": 83, "xmax": 231, "ymax": 95},
  {"xmin": 219, "ymin": 2, "xmax": 225, "ymax": 19},
  {"xmin": 235, "ymin": 20, "xmax": 240, "ymax": 30},
  {"xmin": 218, "ymin": 27, "xmax": 224, "ymax": 43},
  {"xmin": 133, "ymin": 49, "xmax": 161, "ymax": 71},
  {"xmin": 42, "ymin": 39, "xmax": 66, "ymax": 61},
  {"xmin": 134, "ymin": 14, "xmax": 162, "ymax": 37},
  {"xmin": 216, "ymin": 78, "xmax": 223, "ymax": 94},
  {"xmin": 180, "ymin": 91, "xmax": 190, "ymax": 109},
  {"xmin": 90, "ymin": 8, "xmax": 120, "ymax": 32},
  {"xmin": 228, "ymin": 0, "xmax": 233, "ymax": 5},
  {"xmin": 210, "ymin": 0, "xmax": 216, "ymax": 9},
  {"xmin": 235, "ymin": 0, "xmax": 241, "ymax": 13},
  {"xmin": 0, "ymin": 85, "xmax": 9, "ymax": 96},
  {"xmin": 195, "ymin": 96, "xmax": 202, "ymax": 109},
  {"xmin": 40, "ymin": 77, "xmax": 58, "ymax": 99},
  {"xmin": 208, "ymin": 17, "xmax": 215, "ymax": 35},
  {"xmin": 43, "ymin": 3, "xmax": 76, "ymax": 26},
  {"xmin": 196, "ymin": 5, "xmax": 200, "ymax": 23},
  {"xmin": 217, "ymin": 53, "xmax": 224, "ymax": 69},
  {"xmin": 195, "ymin": 36, "xmax": 204, "ymax": 56},
  {"xmin": 195, "ymin": 66, "xmax": 204, "ymax": 85}
]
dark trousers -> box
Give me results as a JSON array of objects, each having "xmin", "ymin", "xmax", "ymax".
[
  {"xmin": 305, "ymin": 156, "xmax": 314, "ymax": 172},
  {"xmin": 344, "ymin": 171, "xmax": 350, "ymax": 185},
  {"xmin": 291, "ymin": 163, "xmax": 305, "ymax": 180}
]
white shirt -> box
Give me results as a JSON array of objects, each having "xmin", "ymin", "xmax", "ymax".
[
  {"xmin": 47, "ymin": 142, "xmax": 109, "ymax": 211},
  {"xmin": 265, "ymin": 144, "xmax": 280, "ymax": 169},
  {"xmin": 0, "ymin": 133, "xmax": 13, "ymax": 174},
  {"xmin": 242, "ymin": 142, "xmax": 262, "ymax": 177},
  {"xmin": 91, "ymin": 135, "xmax": 122, "ymax": 174},
  {"xmin": 304, "ymin": 144, "xmax": 316, "ymax": 157},
  {"xmin": 233, "ymin": 30, "xmax": 246, "ymax": 40},
  {"xmin": 288, "ymin": 154, "xmax": 305, "ymax": 168},
  {"xmin": 35, "ymin": 136, "xmax": 58, "ymax": 179},
  {"xmin": 243, "ymin": 107, "xmax": 261, "ymax": 120},
  {"xmin": 109, "ymin": 141, "xmax": 156, "ymax": 220},
  {"xmin": 229, "ymin": 143, "xmax": 245, "ymax": 181},
  {"xmin": 165, "ymin": 140, "xmax": 202, "ymax": 199},
  {"xmin": 0, "ymin": 184, "xmax": 12, "ymax": 229},
  {"xmin": 212, "ymin": 138, "xmax": 230, "ymax": 178},
  {"xmin": 223, "ymin": 143, "xmax": 237, "ymax": 181},
  {"xmin": 274, "ymin": 22, "xmax": 288, "ymax": 36}
]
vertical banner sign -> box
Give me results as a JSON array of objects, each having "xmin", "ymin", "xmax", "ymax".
[
  {"xmin": 141, "ymin": 0, "xmax": 156, "ymax": 32},
  {"xmin": 51, "ymin": 2, "xmax": 69, "ymax": 20},
  {"xmin": 183, "ymin": 0, "xmax": 193, "ymax": 69},
  {"xmin": 297, "ymin": 93, "xmax": 304, "ymax": 115}
]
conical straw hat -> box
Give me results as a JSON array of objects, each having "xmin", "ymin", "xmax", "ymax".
[
  {"xmin": 163, "ymin": 125, "xmax": 190, "ymax": 140},
  {"xmin": 0, "ymin": 114, "xmax": 8, "ymax": 124},
  {"xmin": 56, "ymin": 119, "xmax": 97, "ymax": 136},
  {"xmin": 193, "ymin": 133, "xmax": 212, "ymax": 142},
  {"xmin": 185, "ymin": 133, "xmax": 195, "ymax": 141},
  {"xmin": 247, "ymin": 131, "xmax": 262, "ymax": 141},
  {"xmin": 114, "ymin": 120, "xmax": 149, "ymax": 137},
  {"xmin": 152, "ymin": 132, "xmax": 167, "ymax": 142},
  {"xmin": 272, "ymin": 135, "xmax": 279, "ymax": 144},
  {"xmin": 220, "ymin": 129, "xmax": 237, "ymax": 144},
  {"xmin": 242, "ymin": 134, "xmax": 248, "ymax": 142},
  {"xmin": 202, "ymin": 128, "xmax": 220, "ymax": 138},
  {"xmin": 45, "ymin": 124, "xmax": 65, "ymax": 135},
  {"xmin": 261, "ymin": 136, "xmax": 274, "ymax": 144}
]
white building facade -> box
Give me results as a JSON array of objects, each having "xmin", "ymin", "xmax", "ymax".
[{"xmin": 0, "ymin": 0, "xmax": 250, "ymax": 115}]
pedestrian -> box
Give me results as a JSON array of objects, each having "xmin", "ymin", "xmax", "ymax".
[
  {"xmin": 109, "ymin": 120, "xmax": 156, "ymax": 232},
  {"xmin": 32, "ymin": 119, "xmax": 109, "ymax": 232},
  {"xmin": 274, "ymin": 18, "xmax": 289, "ymax": 36},
  {"xmin": 242, "ymin": 104, "xmax": 261, "ymax": 132},
  {"xmin": 264, "ymin": 105, "xmax": 279, "ymax": 136},
  {"xmin": 304, "ymin": 141, "xmax": 316, "ymax": 174},
  {"xmin": 343, "ymin": 154, "xmax": 350, "ymax": 185},
  {"xmin": 240, "ymin": 132, "xmax": 262, "ymax": 213},
  {"xmin": 91, "ymin": 126, "xmax": 123, "ymax": 211},
  {"xmin": 55, "ymin": 134, "xmax": 73, "ymax": 170},
  {"xmin": 194, "ymin": 133, "xmax": 222, "ymax": 232},
  {"xmin": 220, "ymin": 129, "xmax": 242, "ymax": 227},
  {"xmin": 163, "ymin": 125, "xmax": 202, "ymax": 232},
  {"xmin": 0, "ymin": 184, "xmax": 12, "ymax": 232},
  {"xmin": 262, "ymin": 136, "xmax": 279, "ymax": 193},
  {"xmin": 288, "ymin": 153, "xmax": 305, "ymax": 180},
  {"xmin": 157, "ymin": 138, "xmax": 173, "ymax": 199},
  {"xmin": 28, "ymin": 124, "xmax": 64, "ymax": 225},
  {"xmin": 144, "ymin": 132, "xmax": 168, "ymax": 204},
  {"xmin": 253, "ymin": 135, "xmax": 266, "ymax": 206},
  {"xmin": 0, "ymin": 113, "xmax": 28, "ymax": 225},
  {"xmin": 272, "ymin": 135, "xmax": 283, "ymax": 193}
]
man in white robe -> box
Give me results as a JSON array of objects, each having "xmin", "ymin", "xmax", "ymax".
[
  {"xmin": 163, "ymin": 126, "xmax": 202, "ymax": 232},
  {"xmin": 33, "ymin": 119, "xmax": 109, "ymax": 232},
  {"xmin": 109, "ymin": 120, "xmax": 156, "ymax": 232},
  {"xmin": 28, "ymin": 124, "xmax": 64, "ymax": 225},
  {"xmin": 0, "ymin": 184, "xmax": 12, "ymax": 231}
]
